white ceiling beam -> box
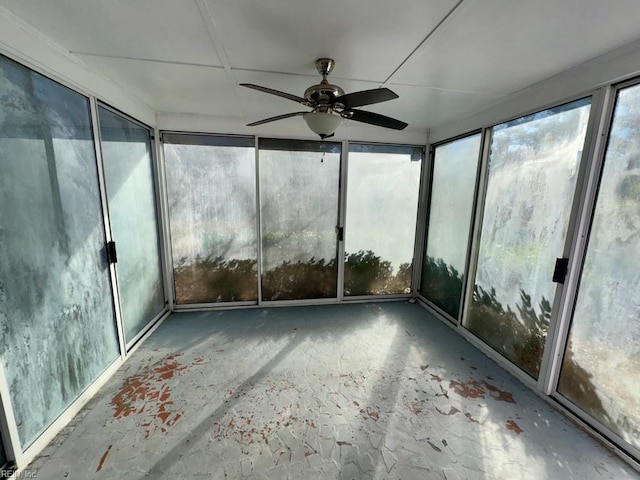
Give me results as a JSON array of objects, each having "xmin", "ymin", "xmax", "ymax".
[
  {"xmin": 194, "ymin": 0, "xmax": 246, "ymax": 117},
  {"xmin": 383, "ymin": 0, "xmax": 465, "ymax": 86}
]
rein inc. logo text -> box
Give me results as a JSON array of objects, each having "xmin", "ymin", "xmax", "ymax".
[{"xmin": 0, "ymin": 469, "xmax": 38, "ymax": 478}]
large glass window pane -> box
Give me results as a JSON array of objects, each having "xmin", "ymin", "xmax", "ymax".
[
  {"xmin": 99, "ymin": 107, "xmax": 165, "ymax": 343},
  {"xmin": 259, "ymin": 139, "xmax": 341, "ymax": 301},
  {"xmin": 558, "ymin": 84, "xmax": 640, "ymax": 451},
  {"xmin": 164, "ymin": 134, "xmax": 257, "ymax": 304},
  {"xmin": 0, "ymin": 55, "xmax": 119, "ymax": 446},
  {"xmin": 465, "ymin": 99, "xmax": 591, "ymax": 378},
  {"xmin": 344, "ymin": 144, "xmax": 422, "ymax": 296},
  {"xmin": 421, "ymin": 134, "xmax": 481, "ymax": 318}
]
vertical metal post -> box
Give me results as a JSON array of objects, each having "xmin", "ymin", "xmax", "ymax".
[
  {"xmin": 255, "ymin": 136, "xmax": 263, "ymax": 305},
  {"xmin": 411, "ymin": 131, "xmax": 431, "ymax": 298},
  {"xmin": 155, "ymin": 130, "xmax": 176, "ymax": 311},
  {"xmin": 337, "ymin": 140, "xmax": 348, "ymax": 301}
]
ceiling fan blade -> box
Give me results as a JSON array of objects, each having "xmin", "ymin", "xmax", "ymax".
[
  {"xmin": 334, "ymin": 88, "xmax": 398, "ymax": 109},
  {"xmin": 240, "ymin": 83, "xmax": 309, "ymax": 105},
  {"xmin": 246, "ymin": 111, "xmax": 308, "ymax": 127},
  {"xmin": 343, "ymin": 109, "xmax": 408, "ymax": 130}
]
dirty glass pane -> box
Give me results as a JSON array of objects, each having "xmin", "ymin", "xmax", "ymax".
[
  {"xmin": 465, "ymin": 98, "xmax": 591, "ymax": 378},
  {"xmin": 344, "ymin": 144, "xmax": 422, "ymax": 296},
  {"xmin": 558, "ymin": 84, "xmax": 640, "ymax": 450},
  {"xmin": 163, "ymin": 134, "xmax": 257, "ymax": 304},
  {"xmin": 0, "ymin": 54, "xmax": 119, "ymax": 446},
  {"xmin": 259, "ymin": 139, "xmax": 341, "ymax": 301},
  {"xmin": 421, "ymin": 134, "xmax": 481, "ymax": 318},
  {"xmin": 99, "ymin": 107, "xmax": 165, "ymax": 343}
]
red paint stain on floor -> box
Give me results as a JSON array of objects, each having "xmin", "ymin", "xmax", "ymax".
[
  {"xmin": 465, "ymin": 412, "xmax": 485, "ymax": 425},
  {"xmin": 110, "ymin": 353, "xmax": 203, "ymax": 439},
  {"xmin": 450, "ymin": 380, "xmax": 485, "ymax": 399},
  {"xmin": 96, "ymin": 445, "xmax": 112, "ymax": 472},
  {"xmin": 483, "ymin": 380, "xmax": 516, "ymax": 403},
  {"xmin": 506, "ymin": 419, "xmax": 523, "ymax": 434},
  {"xmin": 448, "ymin": 378, "xmax": 516, "ymax": 404}
]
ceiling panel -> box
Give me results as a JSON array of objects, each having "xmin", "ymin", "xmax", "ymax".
[
  {"xmin": 392, "ymin": 0, "xmax": 640, "ymax": 95},
  {"xmin": 204, "ymin": 0, "xmax": 460, "ymax": 82},
  {"xmin": 0, "ymin": 0, "xmax": 222, "ymax": 66},
  {"xmin": 80, "ymin": 56, "xmax": 240, "ymax": 116}
]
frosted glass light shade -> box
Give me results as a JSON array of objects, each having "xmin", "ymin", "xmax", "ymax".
[{"xmin": 303, "ymin": 112, "xmax": 343, "ymax": 137}]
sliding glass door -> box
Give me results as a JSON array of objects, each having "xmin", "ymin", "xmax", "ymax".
[
  {"xmin": 163, "ymin": 134, "xmax": 257, "ymax": 305},
  {"xmin": 98, "ymin": 106, "xmax": 165, "ymax": 344},
  {"xmin": 465, "ymin": 98, "xmax": 592, "ymax": 379},
  {"xmin": 557, "ymin": 83, "xmax": 640, "ymax": 453},
  {"xmin": 259, "ymin": 139, "xmax": 341, "ymax": 301},
  {"xmin": 344, "ymin": 144, "xmax": 422, "ymax": 296},
  {"xmin": 0, "ymin": 54, "xmax": 119, "ymax": 448}
]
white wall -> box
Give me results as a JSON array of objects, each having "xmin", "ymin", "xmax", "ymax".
[
  {"xmin": 430, "ymin": 39, "xmax": 640, "ymax": 143},
  {"xmin": 0, "ymin": 5, "xmax": 155, "ymax": 127}
]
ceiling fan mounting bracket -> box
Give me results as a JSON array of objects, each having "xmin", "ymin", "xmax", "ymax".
[{"xmin": 315, "ymin": 58, "xmax": 335, "ymax": 77}]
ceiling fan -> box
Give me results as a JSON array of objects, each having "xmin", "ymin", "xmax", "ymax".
[{"xmin": 240, "ymin": 58, "xmax": 408, "ymax": 139}]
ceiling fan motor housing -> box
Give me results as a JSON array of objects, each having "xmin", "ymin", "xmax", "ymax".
[{"xmin": 304, "ymin": 82, "xmax": 345, "ymax": 111}]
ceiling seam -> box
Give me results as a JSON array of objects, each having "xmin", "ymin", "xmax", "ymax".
[
  {"xmin": 383, "ymin": 0, "xmax": 466, "ymax": 85},
  {"xmin": 71, "ymin": 51, "xmax": 226, "ymax": 69},
  {"xmin": 385, "ymin": 82, "xmax": 508, "ymax": 96},
  {"xmin": 194, "ymin": 0, "xmax": 246, "ymax": 116}
]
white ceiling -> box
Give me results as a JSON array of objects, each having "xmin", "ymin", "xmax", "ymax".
[{"xmin": 2, "ymin": 0, "xmax": 640, "ymax": 135}]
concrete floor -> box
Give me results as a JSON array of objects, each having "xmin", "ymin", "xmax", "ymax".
[{"xmin": 28, "ymin": 302, "xmax": 639, "ymax": 479}]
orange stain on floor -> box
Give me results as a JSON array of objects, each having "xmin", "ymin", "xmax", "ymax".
[
  {"xmin": 506, "ymin": 419, "xmax": 524, "ymax": 435},
  {"xmin": 110, "ymin": 353, "xmax": 204, "ymax": 439}
]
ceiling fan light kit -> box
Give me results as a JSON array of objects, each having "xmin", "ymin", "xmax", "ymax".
[
  {"xmin": 303, "ymin": 111, "xmax": 343, "ymax": 139},
  {"xmin": 241, "ymin": 58, "xmax": 408, "ymax": 139}
]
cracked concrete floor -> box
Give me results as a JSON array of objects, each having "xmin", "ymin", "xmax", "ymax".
[{"xmin": 28, "ymin": 302, "xmax": 639, "ymax": 479}]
